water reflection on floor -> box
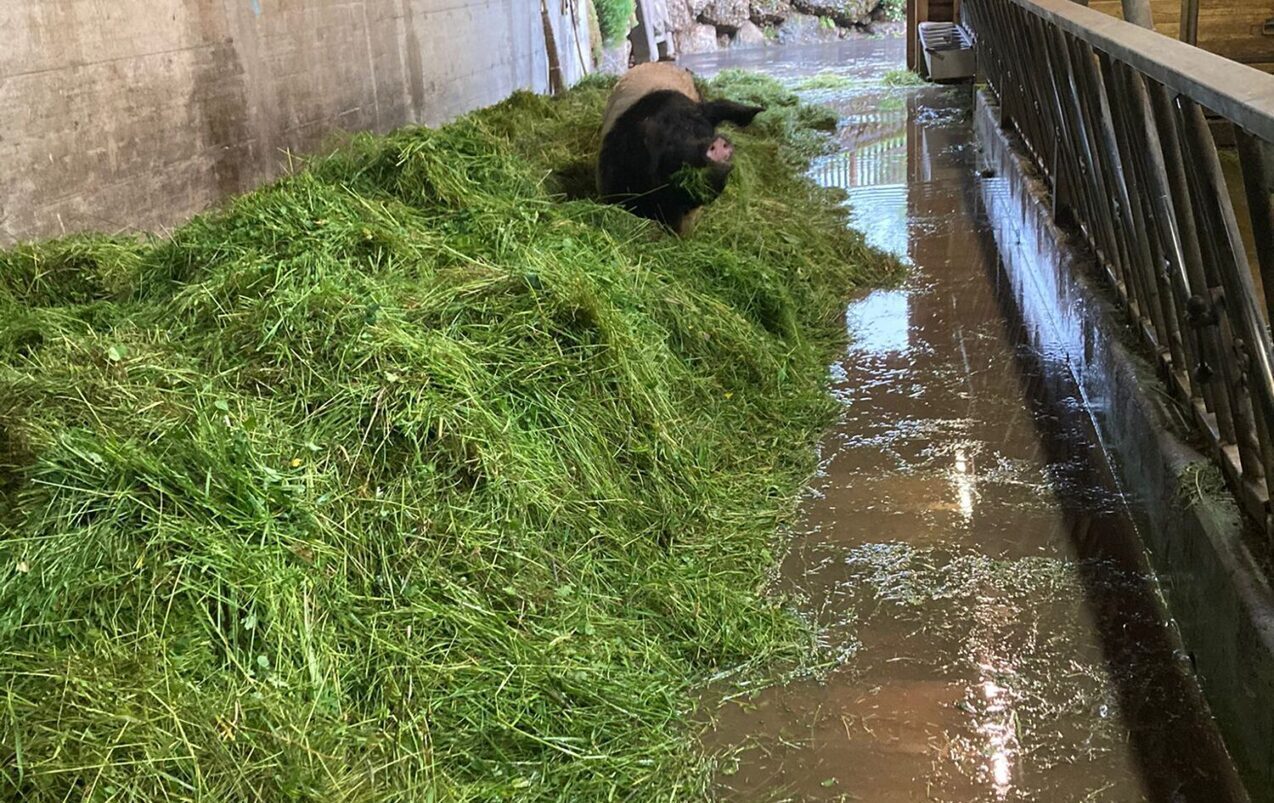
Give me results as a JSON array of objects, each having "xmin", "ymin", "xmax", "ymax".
[{"xmin": 682, "ymin": 46, "xmax": 1247, "ymax": 803}]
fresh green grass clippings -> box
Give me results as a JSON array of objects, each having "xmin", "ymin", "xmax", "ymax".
[
  {"xmin": 699, "ymin": 71, "xmax": 843, "ymax": 180},
  {"xmin": 792, "ymin": 68, "xmax": 926, "ymax": 94},
  {"xmin": 670, "ymin": 165, "xmax": 719, "ymax": 207},
  {"xmin": 0, "ymin": 73, "xmax": 899, "ymax": 801},
  {"xmin": 881, "ymin": 68, "xmax": 926, "ymax": 88}
]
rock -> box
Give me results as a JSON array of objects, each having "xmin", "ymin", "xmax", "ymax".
[
  {"xmin": 667, "ymin": 0, "xmax": 695, "ymax": 30},
  {"xmin": 750, "ymin": 0, "xmax": 792, "ymax": 25},
  {"xmin": 700, "ymin": 0, "xmax": 750, "ymax": 30},
  {"xmin": 790, "ymin": 0, "xmax": 873, "ymax": 26},
  {"xmin": 734, "ymin": 20, "xmax": 769, "ymax": 47},
  {"xmin": 688, "ymin": 0, "xmax": 712, "ymax": 14},
  {"xmin": 875, "ymin": 20, "xmax": 905, "ymax": 37},
  {"xmin": 675, "ymin": 22, "xmax": 720, "ymax": 53},
  {"xmin": 776, "ymin": 12, "xmax": 841, "ymax": 43},
  {"xmin": 718, "ymin": 32, "xmax": 733, "ymax": 48}
]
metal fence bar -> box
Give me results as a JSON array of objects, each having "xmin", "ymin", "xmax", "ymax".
[
  {"xmin": 964, "ymin": 0, "xmax": 1274, "ymax": 538},
  {"xmin": 976, "ymin": 0, "xmax": 1274, "ymax": 142},
  {"xmin": 1236, "ymin": 131, "xmax": 1274, "ymax": 321}
]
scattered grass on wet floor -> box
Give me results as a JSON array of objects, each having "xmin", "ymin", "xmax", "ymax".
[
  {"xmin": 792, "ymin": 67, "xmax": 927, "ymax": 93},
  {"xmin": 839, "ymin": 542, "xmax": 1135, "ymax": 769}
]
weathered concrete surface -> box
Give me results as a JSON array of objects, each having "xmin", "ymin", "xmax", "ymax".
[
  {"xmin": 0, "ymin": 0, "xmax": 591, "ymax": 245},
  {"xmin": 976, "ymin": 90, "xmax": 1274, "ymax": 801}
]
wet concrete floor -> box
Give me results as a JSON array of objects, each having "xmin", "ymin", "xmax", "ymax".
[{"xmin": 681, "ymin": 44, "xmax": 1248, "ymax": 802}]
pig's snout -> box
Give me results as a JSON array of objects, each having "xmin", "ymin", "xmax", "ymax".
[{"xmin": 706, "ymin": 136, "xmax": 733, "ymax": 164}]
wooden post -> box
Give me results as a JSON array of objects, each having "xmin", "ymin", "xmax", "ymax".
[
  {"xmin": 909, "ymin": 0, "xmax": 931, "ymax": 74},
  {"xmin": 907, "ymin": 0, "xmax": 918, "ymax": 71},
  {"xmin": 540, "ymin": 0, "xmax": 566, "ymax": 95}
]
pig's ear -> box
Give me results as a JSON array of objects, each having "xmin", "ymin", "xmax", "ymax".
[{"xmin": 702, "ymin": 100, "xmax": 764, "ymax": 128}]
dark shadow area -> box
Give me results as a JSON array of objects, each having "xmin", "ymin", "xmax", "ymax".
[{"xmin": 548, "ymin": 159, "xmax": 600, "ymax": 200}]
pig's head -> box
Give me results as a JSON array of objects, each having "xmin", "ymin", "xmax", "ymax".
[
  {"xmin": 646, "ymin": 97, "xmax": 766, "ymax": 207},
  {"xmin": 598, "ymin": 90, "xmax": 765, "ymax": 236}
]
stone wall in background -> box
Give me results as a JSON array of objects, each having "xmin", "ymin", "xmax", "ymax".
[
  {"xmin": 670, "ymin": 0, "xmax": 902, "ymax": 54},
  {"xmin": 0, "ymin": 0, "xmax": 592, "ymax": 245}
]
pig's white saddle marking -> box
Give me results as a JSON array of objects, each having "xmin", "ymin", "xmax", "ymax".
[{"xmin": 599, "ymin": 62, "xmax": 700, "ymax": 141}]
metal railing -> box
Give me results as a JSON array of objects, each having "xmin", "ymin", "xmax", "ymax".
[{"xmin": 963, "ymin": 0, "xmax": 1274, "ymax": 537}]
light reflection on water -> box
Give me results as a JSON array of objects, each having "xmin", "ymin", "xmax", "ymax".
[
  {"xmin": 811, "ymin": 93, "xmax": 910, "ymax": 260},
  {"xmin": 845, "ymin": 289, "xmax": 910, "ymax": 356},
  {"xmin": 698, "ymin": 42, "xmax": 1246, "ymax": 803}
]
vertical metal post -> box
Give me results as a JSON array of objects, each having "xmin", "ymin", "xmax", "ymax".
[
  {"xmin": 1148, "ymin": 80, "xmax": 1235, "ymax": 437},
  {"xmin": 1235, "ymin": 130, "xmax": 1274, "ymax": 324},
  {"xmin": 1116, "ymin": 63, "xmax": 1190, "ymax": 378},
  {"xmin": 1120, "ymin": 0, "xmax": 1154, "ymax": 30},
  {"xmin": 1179, "ymin": 0, "xmax": 1199, "ymax": 45},
  {"xmin": 1178, "ymin": 98, "xmax": 1274, "ymax": 508},
  {"xmin": 1100, "ymin": 52, "xmax": 1171, "ymax": 350}
]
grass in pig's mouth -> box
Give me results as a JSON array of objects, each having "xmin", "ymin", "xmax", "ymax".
[
  {"xmin": 0, "ymin": 72, "xmax": 900, "ymax": 801},
  {"xmin": 671, "ymin": 164, "xmax": 720, "ymax": 206}
]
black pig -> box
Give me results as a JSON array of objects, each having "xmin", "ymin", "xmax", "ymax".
[{"xmin": 597, "ymin": 63, "xmax": 764, "ymax": 237}]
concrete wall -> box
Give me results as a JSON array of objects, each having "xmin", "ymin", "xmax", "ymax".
[{"xmin": 0, "ymin": 0, "xmax": 592, "ymax": 245}]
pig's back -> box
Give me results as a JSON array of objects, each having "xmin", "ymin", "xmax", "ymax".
[{"xmin": 600, "ymin": 62, "xmax": 700, "ymax": 140}]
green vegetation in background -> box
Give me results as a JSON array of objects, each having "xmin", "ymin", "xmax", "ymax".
[
  {"xmin": 594, "ymin": 0, "xmax": 635, "ymax": 46},
  {"xmin": 586, "ymin": 0, "xmax": 605, "ymax": 63},
  {"xmin": 0, "ymin": 72, "xmax": 899, "ymax": 801}
]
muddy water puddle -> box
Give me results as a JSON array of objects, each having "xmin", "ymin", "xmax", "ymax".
[{"xmin": 680, "ymin": 47, "xmax": 1246, "ymax": 802}]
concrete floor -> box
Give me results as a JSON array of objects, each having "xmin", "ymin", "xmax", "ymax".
[{"xmin": 683, "ymin": 42, "xmax": 1246, "ymax": 803}]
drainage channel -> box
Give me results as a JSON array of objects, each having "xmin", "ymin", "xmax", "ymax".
[{"xmin": 681, "ymin": 44, "xmax": 1247, "ymax": 802}]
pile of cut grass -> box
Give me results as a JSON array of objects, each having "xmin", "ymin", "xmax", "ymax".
[
  {"xmin": 0, "ymin": 73, "xmax": 898, "ymax": 801},
  {"xmin": 708, "ymin": 70, "xmax": 841, "ymax": 165}
]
